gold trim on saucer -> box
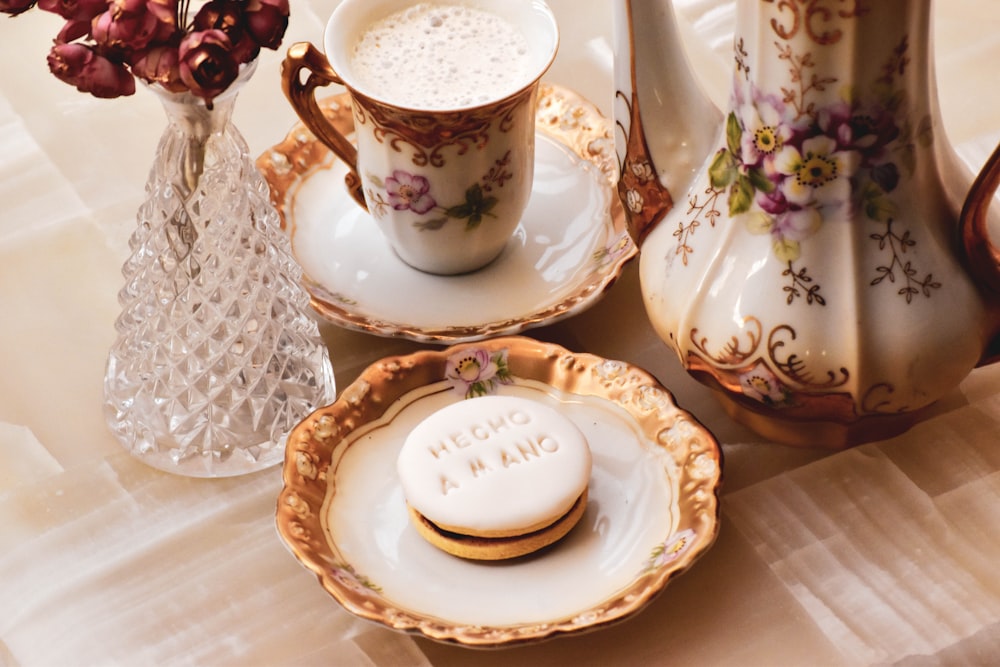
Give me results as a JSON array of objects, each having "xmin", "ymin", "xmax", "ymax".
[
  {"xmin": 276, "ymin": 337, "xmax": 722, "ymax": 647},
  {"xmin": 257, "ymin": 84, "xmax": 635, "ymax": 343}
]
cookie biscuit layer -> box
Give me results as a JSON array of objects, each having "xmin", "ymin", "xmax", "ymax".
[{"xmin": 397, "ymin": 395, "xmax": 592, "ymax": 559}]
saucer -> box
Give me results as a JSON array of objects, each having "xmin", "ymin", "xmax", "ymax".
[
  {"xmin": 257, "ymin": 84, "xmax": 635, "ymax": 343},
  {"xmin": 276, "ymin": 337, "xmax": 722, "ymax": 647}
]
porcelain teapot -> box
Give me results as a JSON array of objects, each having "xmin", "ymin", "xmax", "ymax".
[{"xmin": 613, "ymin": 0, "xmax": 1000, "ymax": 447}]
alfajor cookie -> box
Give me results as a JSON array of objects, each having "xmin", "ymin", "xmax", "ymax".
[{"xmin": 396, "ymin": 395, "xmax": 592, "ymax": 560}]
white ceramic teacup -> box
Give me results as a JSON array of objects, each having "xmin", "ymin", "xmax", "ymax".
[{"xmin": 283, "ymin": 0, "xmax": 559, "ymax": 275}]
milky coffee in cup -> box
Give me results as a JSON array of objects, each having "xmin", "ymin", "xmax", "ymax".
[
  {"xmin": 349, "ymin": 4, "xmax": 534, "ymax": 110},
  {"xmin": 283, "ymin": 0, "xmax": 559, "ymax": 275}
]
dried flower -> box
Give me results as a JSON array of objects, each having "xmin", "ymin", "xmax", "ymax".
[
  {"xmin": 91, "ymin": 0, "xmax": 169, "ymax": 52},
  {"xmin": 47, "ymin": 41, "xmax": 137, "ymax": 97},
  {"xmin": 38, "ymin": 0, "xmax": 107, "ymax": 21},
  {"xmin": 130, "ymin": 43, "xmax": 184, "ymax": 91},
  {"xmin": 193, "ymin": 0, "xmax": 257, "ymax": 63},
  {"xmin": 243, "ymin": 0, "xmax": 287, "ymax": 50},
  {"xmin": 4, "ymin": 0, "xmax": 289, "ymax": 104},
  {"xmin": 0, "ymin": 0, "xmax": 35, "ymax": 15},
  {"xmin": 177, "ymin": 28, "xmax": 238, "ymax": 102}
]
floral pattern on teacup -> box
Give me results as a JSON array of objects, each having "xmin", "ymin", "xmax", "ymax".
[
  {"xmin": 365, "ymin": 151, "xmax": 513, "ymax": 232},
  {"xmin": 384, "ymin": 171, "xmax": 436, "ymax": 214},
  {"xmin": 445, "ymin": 347, "xmax": 512, "ymax": 398}
]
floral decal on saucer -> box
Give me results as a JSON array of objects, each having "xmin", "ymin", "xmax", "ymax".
[
  {"xmin": 446, "ymin": 347, "xmax": 512, "ymax": 398},
  {"xmin": 331, "ymin": 562, "xmax": 382, "ymax": 594},
  {"xmin": 592, "ymin": 231, "xmax": 635, "ymax": 269},
  {"xmin": 365, "ymin": 151, "xmax": 513, "ymax": 232},
  {"xmin": 642, "ymin": 528, "xmax": 697, "ymax": 574}
]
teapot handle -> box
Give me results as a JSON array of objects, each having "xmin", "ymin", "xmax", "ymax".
[
  {"xmin": 960, "ymin": 140, "xmax": 1000, "ymax": 293},
  {"xmin": 281, "ymin": 42, "xmax": 366, "ymax": 210}
]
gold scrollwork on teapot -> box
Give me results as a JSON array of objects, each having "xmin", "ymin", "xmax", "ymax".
[{"xmin": 613, "ymin": 0, "xmax": 1000, "ymax": 446}]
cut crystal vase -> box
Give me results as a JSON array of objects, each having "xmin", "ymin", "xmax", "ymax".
[{"xmin": 104, "ymin": 62, "xmax": 335, "ymax": 477}]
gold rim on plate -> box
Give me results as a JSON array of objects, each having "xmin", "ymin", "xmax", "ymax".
[{"xmin": 276, "ymin": 336, "xmax": 723, "ymax": 647}]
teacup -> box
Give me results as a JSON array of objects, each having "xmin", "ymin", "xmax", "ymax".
[{"xmin": 283, "ymin": 0, "xmax": 559, "ymax": 275}]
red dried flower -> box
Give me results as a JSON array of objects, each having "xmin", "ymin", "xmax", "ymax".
[
  {"xmin": 130, "ymin": 43, "xmax": 184, "ymax": 92},
  {"xmin": 178, "ymin": 29, "xmax": 238, "ymax": 105},
  {"xmin": 243, "ymin": 0, "xmax": 288, "ymax": 50},
  {"xmin": 0, "ymin": 0, "xmax": 36, "ymax": 15},
  {"xmin": 6, "ymin": 0, "xmax": 288, "ymax": 103},
  {"xmin": 36, "ymin": 0, "xmax": 105, "ymax": 22},
  {"xmin": 194, "ymin": 0, "xmax": 258, "ymax": 64},
  {"xmin": 90, "ymin": 0, "xmax": 169, "ymax": 51}
]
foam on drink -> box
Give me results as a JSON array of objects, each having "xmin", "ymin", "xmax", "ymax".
[{"xmin": 349, "ymin": 3, "xmax": 534, "ymax": 110}]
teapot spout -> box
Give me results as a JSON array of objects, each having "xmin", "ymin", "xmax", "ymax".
[{"xmin": 613, "ymin": 0, "xmax": 722, "ymax": 244}]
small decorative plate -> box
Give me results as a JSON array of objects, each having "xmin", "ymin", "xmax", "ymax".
[
  {"xmin": 257, "ymin": 84, "xmax": 635, "ymax": 343},
  {"xmin": 276, "ymin": 337, "xmax": 722, "ymax": 647}
]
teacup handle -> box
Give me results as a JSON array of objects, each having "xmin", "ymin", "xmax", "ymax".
[
  {"xmin": 960, "ymin": 140, "xmax": 1000, "ymax": 293},
  {"xmin": 281, "ymin": 42, "xmax": 367, "ymax": 210}
]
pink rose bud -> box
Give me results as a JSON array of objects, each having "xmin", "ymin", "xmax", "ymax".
[
  {"xmin": 90, "ymin": 0, "xmax": 163, "ymax": 51},
  {"xmin": 82, "ymin": 50, "xmax": 137, "ymax": 97},
  {"xmin": 47, "ymin": 41, "xmax": 92, "ymax": 83},
  {"xmin": 47, "ymin": 42, "xmax": 135, "ymax": 98}
]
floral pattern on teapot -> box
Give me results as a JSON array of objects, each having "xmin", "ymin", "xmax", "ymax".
[
  {"xmin": 614, "ymin": 0, "xmax": 1000, "ymax": 446},
  {"xmin": 663, "ymin": 33, "xmax": 939, "ymax": 305}
]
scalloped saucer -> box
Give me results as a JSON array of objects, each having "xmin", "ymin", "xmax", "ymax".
[
  {"xmin": 258, "ymin": 84, "xmax": 634, "ymax": 343},
  {"xmin": 276, "ymin": 337, "xmax": 722, "ymax": 647}
]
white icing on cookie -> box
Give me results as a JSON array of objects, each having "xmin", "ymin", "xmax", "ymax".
[{"xmin": 397, "ymin": 395, "xmax": 592, "ymax": 534}]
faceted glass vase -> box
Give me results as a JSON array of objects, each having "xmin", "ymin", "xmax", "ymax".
[{"xmin": 104, "ymin": 62, "xmax": 335, "ymax": 477}]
